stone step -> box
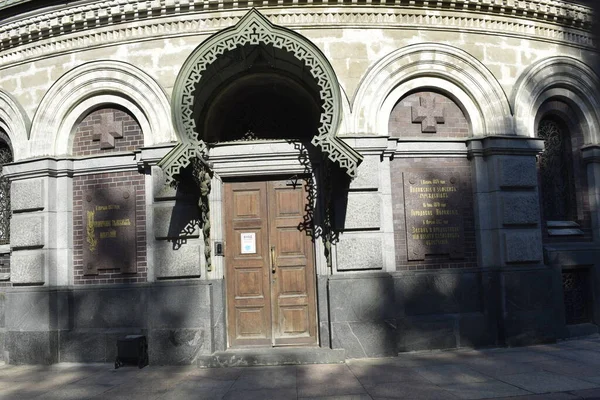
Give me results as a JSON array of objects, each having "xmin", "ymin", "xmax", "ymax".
[{"xmin": 197, "ymin": 347, "xmax": 346, "ymax": 368}]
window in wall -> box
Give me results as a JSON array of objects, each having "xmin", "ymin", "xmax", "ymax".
[
  {"xmin": 0, "ymin": 142, "xmax": 12, "ymax": 244},
  {"xmin": 538, "ymin": 118, "xmax": 577, "ymax": 222}
]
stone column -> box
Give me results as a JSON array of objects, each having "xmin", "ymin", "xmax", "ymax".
[
  {"xmin": 3, "ymin": 159, "xmax": 73, "ymax": 363},
  {"xmin": 583, "ymin": 145, "xmax": 600, "ymax": 245},
  {"xmin": 468, "ymin": 136, "xmax": 554, "ymax": 346}
]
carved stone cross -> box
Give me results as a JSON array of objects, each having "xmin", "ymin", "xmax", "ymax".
[
  {"xmin": 92, "ymin": 113, "xmax": 124, "ymax": 149},
  {"xmin": 411, "ymin": 96, "xmax": 445, "ymax": 133}
]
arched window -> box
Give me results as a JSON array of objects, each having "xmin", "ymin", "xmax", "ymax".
[
  {"xmin": 0, "ymin": 140, "xmax": 12, "ymax": 244},
  {"xmin": 537, "ymin": 117, "xmax": 577, "ymax": 222}
]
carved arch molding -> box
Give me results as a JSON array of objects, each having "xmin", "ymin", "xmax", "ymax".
[{"xmin": 158, "ymin": 8, "xmax": 362, "ymax": 183}]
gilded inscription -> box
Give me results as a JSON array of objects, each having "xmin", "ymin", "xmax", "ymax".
[
  {"xmin": 83, "ymin": 187, "xmax": 136, "ymax": 275},
  {"xmin": 403, "ymin": 172, "xmax": 465, "ymax": 260}
]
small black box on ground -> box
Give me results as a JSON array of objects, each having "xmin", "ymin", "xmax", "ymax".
[{"xmin": 115, "ymin": 335, "xmax": 148, "ymax": 369}]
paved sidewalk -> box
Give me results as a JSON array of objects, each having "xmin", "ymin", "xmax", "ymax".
[{"xmin": 3, "ymin": 337, "xmax": 600, "ymax": 399}]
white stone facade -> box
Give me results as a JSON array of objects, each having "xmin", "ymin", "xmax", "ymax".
[{"xmin": 0, "ymin": 0, "xmax": 598, "ymax": 363}]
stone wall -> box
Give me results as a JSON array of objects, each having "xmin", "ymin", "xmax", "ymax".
[
  {"xmin": 328, "ymin": 270, "xmax": 497, "ymax": 358},
  {"xmin": 2, "ymin": 280, "xmax": 225, "ymax": 364}
]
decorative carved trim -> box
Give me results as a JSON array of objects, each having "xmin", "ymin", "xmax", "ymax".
[
  {"xmin": 0, "ymin": 89, "xmax": 29, "ymax": 160},
  {"xmin": 0, "ymin": 4, "xmax": 595, "ymax": 67},
  {"xmin": 159, "ymin": 9, "xmax": 362, "ymax": 184},
  {"xmin": 0, "ymin": 0, "xmax": 592, "ymax": 47}
]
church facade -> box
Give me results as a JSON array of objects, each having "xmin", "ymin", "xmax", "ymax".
[{"xmin": 0, "ymin": 0, "xmax": 598, "ymax": 364}]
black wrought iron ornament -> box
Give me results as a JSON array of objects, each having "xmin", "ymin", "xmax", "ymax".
[
  {"xmin": 191, "ymin": 157, "xmax": 214, "ymax": 273},
  {"xmin": 538, "ymin": 119, "xmax": 577, "ymax": 221},
  {"xmin": 0, "ymin": 146, "xmax": 12, "ymax": 245}
]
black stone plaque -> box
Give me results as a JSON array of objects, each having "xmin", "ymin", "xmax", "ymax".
[
  {"xmin": 83, "ymin": 186, "xmax": 136, "ymax": 274},
  {"xmin": 403, "ymin": 171, "xmax": 464, "ymax": 261}
]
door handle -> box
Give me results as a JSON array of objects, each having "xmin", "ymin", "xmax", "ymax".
[{"xmin": 271, "ymin": 246, "xmax": 276, "ymax": 274}]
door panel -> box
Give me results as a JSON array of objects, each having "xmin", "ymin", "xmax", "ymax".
[
  {"xmin": 225, "ymin": 182, "xmax": 271, "ymax": 347},
  {"xmin": 225, "ymin": 179, "xmax": 317, "ymax": 348},
  {"xmin": 268, "ymin": 180, "xmax": 317, "ymax": 346}
]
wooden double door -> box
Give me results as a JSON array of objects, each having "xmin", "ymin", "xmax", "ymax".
[{"xmin": 224, "ymin": 180, "xmax": 318, "ymax": 348}]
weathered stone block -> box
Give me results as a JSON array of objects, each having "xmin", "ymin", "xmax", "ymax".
[
  {"xmin": 397, "ymin": 317, "xmax": 456, "ymax": 351},
  {"xmin": 503, "ymin": 269, "xmax": 553, "ymax": 312},
  {"xmin": 331, "ymin": 321, "xmax": 396, "ymax": 358},
  {"xmin": 148, "ymin": 283, "xmax": 211, "ymax": 329},
  {"xmin": 336, "ymin": 236, "xmax": 383, "ymax": 271},
  {"xmin": 11, "ymin": 179, "xmax": 44, "ymax": 212},
  {"xmin": 59, "ymin": 331, "xmax": 106, "ymax": 362},
  {"xmin": 154, "ymin": 241, "xmax": 201, "ymax": 279},
  {"xmin": 10, "ymin": 215, "xmax": 45, "ymax": 249},
  {"xmin": 459, "ymin": 313, "xmax": 495, "ymax": 347},
  {"xmin": 153, "ymin": 203, "xmax": 200, "ymax": 239},
  {"xmin": 502, "ymin": 193, "xmax": 540, "ymax": 225},
  {"xmin": 395, "ymin": 272, "xmax": 482, "ymax": 317},
  {"xmin": 6, "ymin": 330, "xmax": 58, "ymax": 364},
  {"xmin": 329, "ymin": 275, "xmax": 394, "ymax": 322},
  {"xmin": 349, "ymin": 156, "xmax": 379, "ymax": 190},
  {"xmin": 343, "ymin": 193, "xmax": 380, "ymax": 229},
  {"xmin": 6, "ymin": 290, "xmax": 51, "ymax": 331},
  {"xmin": 504, "ymin": 231, "xmax": 542, "ymax": 263},
  {"xmin": 498, "ymin": 156, "xmax": 537, "ymax": 188},
  {"xmin": 148, "ymin": 328, "xmax": 210, "ymax": 365},
  {"xmin": 10, "ymin": 250, "xmax": 45, "ymax": 284},
  {"xmin": 73, "ymin": 287, "xmax": 146, "ymax": 329}
]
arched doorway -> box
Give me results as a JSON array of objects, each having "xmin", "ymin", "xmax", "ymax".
[
  {"xmin": 199, "ymin": 45, "xmax": 323, "ymax": 347},
  {"xmin": 160, "ymin": 9, "xmax": 361, "ymax": 349}
]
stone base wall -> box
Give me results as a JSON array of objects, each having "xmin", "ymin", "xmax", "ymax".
[
  {"xmin": 328, "ymin": 268, "xmax": 561, "ymax": 358},
  {"xmin": 2, "ymin": 280, "xmax": 225, "ymax": 364}
]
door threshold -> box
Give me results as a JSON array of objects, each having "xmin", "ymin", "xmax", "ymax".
[{"xmin": 197, "ymin": 347, "xmax": 346, "ymax": 368}]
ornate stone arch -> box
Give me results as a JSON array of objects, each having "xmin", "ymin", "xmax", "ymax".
[
  {"xmin": 0, "ymin": 89, "xmax": 29, "ymax": 160},
  {"xmin": 352, "ymin": 43, "xmax": 512, "ymax": 136},
  {"xmin": 30, "ymin": 60, "xmax": 175, "ymax": 157},
  {"xmin": 159, "ymin": 8, "xmax": 362, "ymax": 183},
  {"xmin": 512, "ymin": 56, "xmax": 600, "ymax": 144}
]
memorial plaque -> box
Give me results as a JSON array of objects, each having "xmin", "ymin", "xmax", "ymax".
[
  {"xmin": 83, "ymin": 186, "xmax": 136, "ymax": 274},
  {"xmin": 403, "ymin": 171, "xmax": 464, "ymax": 261}
]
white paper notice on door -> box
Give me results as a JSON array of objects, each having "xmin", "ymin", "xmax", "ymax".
[{"xmin": 240, "ymin": 232, "xmax": 256, "ymax": 254}]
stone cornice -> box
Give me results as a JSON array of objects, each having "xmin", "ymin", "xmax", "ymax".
[{"xmin": 0, "ymin": 1, "xmax": 595, "ymax": 67}]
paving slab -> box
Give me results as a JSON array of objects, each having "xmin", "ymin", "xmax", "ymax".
[
  {"xmin": 348, "ymin": 362, "xmax": 429, "ymax": 385},
  {"xmin": 462, "ymin": 358, "xmax": 542, "ymax": 377},
  {"xmin": 297, "ymin": 364, "xmax": 366, "ymax": 397},
  {"xmin": 299, "ymin": 395, "xmax": 373, "ymax": 400},
  {"xmin": 223, "ymin": 388, "xmax": 298, "ymax": 400},
  {"xmin": 569, "ymin": 387, "xmax": 600, "ymax": 399},
  {"xmin": 231, "ymin": 365, "xmax": 297, "ymax": 391},
  {"xmin": 414, "ymin": 364, "xmax": 491, "ymax": 385},
  {"xmin": 439, "ymin": 380, "xmax": 531, "ymax": 399},
  {"xmin": 554, "ymin": 350, "xmax": 600, "ymax": 366},
  {"xmin": 493, "ymin": 394, "xmax": 579, "ymax": 400},
  {"xmin": 498, "ymin": 371, "xmax": 598, "ymax": 394},
  {"xmin": 364, "ymin": 381, "xmax": 460, "ymax": 399}
]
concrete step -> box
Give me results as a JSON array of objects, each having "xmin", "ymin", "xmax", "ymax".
[{"xmin": 197, "ymin": 347, "xmax": 346, "ymax": 368}]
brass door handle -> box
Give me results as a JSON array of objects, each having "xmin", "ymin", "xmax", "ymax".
[{"xmin": 271, "ymin": 246, "xmax": 276, "ymax": 274}]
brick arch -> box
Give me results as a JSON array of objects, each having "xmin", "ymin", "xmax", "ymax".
[
  {"xmin": 353, "ymin": 43, "xmax": 512, "ymax": 136},
  {"xmin": 30, "ymin": 60, "xmax": 174, "ymax": 157},
  {"xmin": 389, "ymin": 90, "xmax": 470, "ymax": 138},
  {"xmin": 72, "ymin": 106, "xmax": 144, "ymax": 157}
]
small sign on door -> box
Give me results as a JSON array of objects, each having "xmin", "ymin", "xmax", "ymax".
[{"xmin": 240, "ymin": 232, "xmax": 256, "ymax": 254}]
